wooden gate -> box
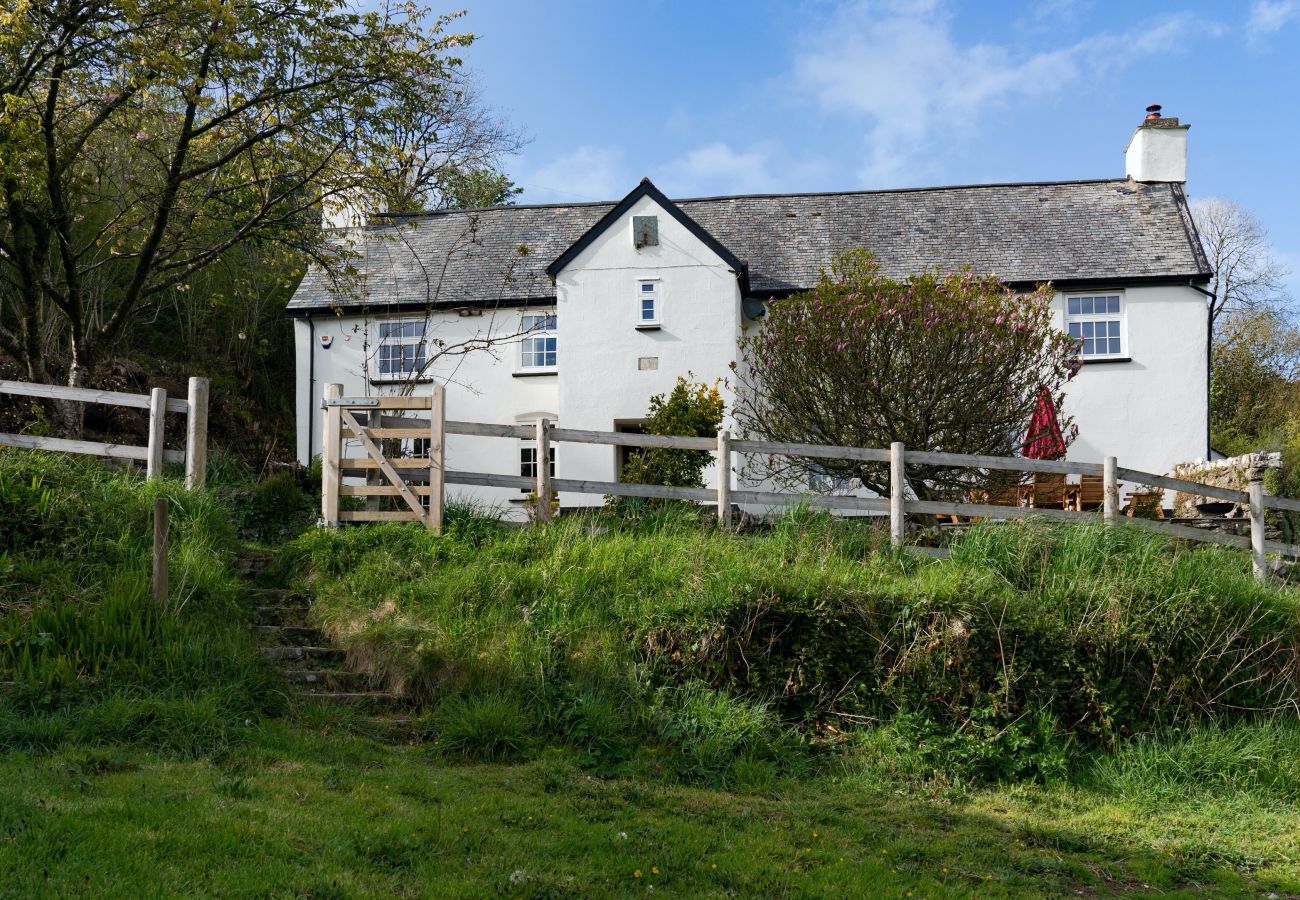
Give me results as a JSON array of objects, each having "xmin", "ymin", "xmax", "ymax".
[{"xmin": 320, "ymin": 383, "xmax": 445, "ymax": 532}]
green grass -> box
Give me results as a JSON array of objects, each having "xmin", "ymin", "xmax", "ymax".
[
  {"xmin": 0, "ymin": 449, "xmax": 280, "ymax": 754},
  {"xmin": 6, "ymin": 457, "xmax": 1300, "ymax": 894},
  {"xmin": 290, "ymin": 504, "xmax": 1300, "ymax": 783},
  {"xmin": 1, "ymin": 722, "xmax": 1299, "ymax": 897}
]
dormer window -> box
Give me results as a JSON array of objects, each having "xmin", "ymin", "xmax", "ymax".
[{"xmin": 637, "ymin": 280, "xmax": 660, "ymax": 329}]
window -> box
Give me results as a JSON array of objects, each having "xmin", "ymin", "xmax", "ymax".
[
  {"xmin": 637, "ymin": 281, "xmax": 660, "ymax": 328},
  {"xmin": 519, "ymin": 426, "xmax": 556, "ymax": 493},
  {"xmin": 1065, "ymin": 294, "xmax": 1124, "ymax": 359},
  {"xmin": 377, "ymin": 321, "xmax": 426, "ymax": 377},
  {"xmin": 808, "ymin": 462, "xmax": 853, "ymax": 494},
  {"xmin": 519, "ymin": 312, "xmax": 557, "ymax": 370}
]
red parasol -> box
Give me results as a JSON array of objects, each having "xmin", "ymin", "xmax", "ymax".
[{"xmin": 1023, "ymin": 387, "xmax": 1066, "ymax": 460}]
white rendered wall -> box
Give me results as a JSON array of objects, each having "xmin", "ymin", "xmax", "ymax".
[
  {"xmin": 553, "ymin": 193, "xmax": 744, "ymax": 507},
  {"xmin": 1057, "ymin": 284, "xmax": 1207, "ymax": 477},
  {"xmin": 294, "ymin": 307, "xmax": 558, "ymax": 519}
]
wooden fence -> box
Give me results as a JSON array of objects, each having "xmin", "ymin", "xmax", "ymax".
[
  {"xmin": 0, "ymin": 377, "xmax": 209, "ymax": 488},
  {"xmin": 319, "ymin": 384, "xmax": 1300, "ymax": 579}
]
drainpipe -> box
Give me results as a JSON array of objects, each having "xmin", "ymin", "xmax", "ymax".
[
  {"xmin": 1187, "ymin": 279, "xmax": 1216, "ymax": 459},
  {"xmin": 307, "ymin": 317, "xmax": 316, "ymax": 464}
]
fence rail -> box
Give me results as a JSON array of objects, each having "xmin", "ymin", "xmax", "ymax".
[
  {"xmin": 0, "ymin": 377, "xmax": 208, "ymax": 487},
  {"xmin": 318, "ymin": 386, "xmax": 1295, "ymax": 580}
]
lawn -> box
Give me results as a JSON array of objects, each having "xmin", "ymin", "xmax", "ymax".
[{"xmin": 3, "ymin": 724, "xmax": 1299, "ymax": 897}]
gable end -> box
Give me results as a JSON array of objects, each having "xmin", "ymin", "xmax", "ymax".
[{"xmin": 545, "ymin": 178, "xmax": 749, "ymax": 289}]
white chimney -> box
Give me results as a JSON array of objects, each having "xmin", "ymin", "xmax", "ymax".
[
  {"xmin": 321, "ymin": 184, "xmax": 382, "ymax": 230},
  {"xmin": 1125, "ymin": 104, "xmax": 1189, "ymax": 183}
]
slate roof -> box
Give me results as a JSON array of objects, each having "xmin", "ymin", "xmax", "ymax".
[{"xmin": 286, "ymin": 178, "xmax": 1211, "ymax": 314}]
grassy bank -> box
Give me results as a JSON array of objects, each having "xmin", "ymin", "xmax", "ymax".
[
  {"xmin": 0, "ymin": 450, "xmax": 279, "ymax": 754},
  {"xmin": 292, "ymin": 505, "xmax": 1300, "ymax": 783},
  {"xmin": 5, "ymin": 457, "xmax": 1300, "ymax": 894}
]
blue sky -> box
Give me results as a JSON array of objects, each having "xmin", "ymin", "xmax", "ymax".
[{"xmin": 453, "ymin": 0, "xmax": 1300, "ymax": 296}]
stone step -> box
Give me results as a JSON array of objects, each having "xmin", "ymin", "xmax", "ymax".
[
  {"xmin": 253, "ymin": 605, "xmax": 312, "ymax": 626},
  {"xmin": 299, "ymin": 691, "xmax": 403, "ymax": 708},
  {"xmin": 258, "ymin": 646, "xmax": 344, "ymax": 664},
  {"xmin": 283, "ymin": 669, "xmax": 373, "ymax": 691},
  {"xmin": 254, "ymin": 624, "xmax": 322, "ymax": 646}
]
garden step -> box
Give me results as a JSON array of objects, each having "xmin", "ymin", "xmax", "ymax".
[
  {"xmin": 282, "ymin": 669, "xmax": 372, "ymax": 691},
  {"xmin": 258, "ymin": 646, "xmax": 344, "ymax": 664},
  {"xmin": 254, "ymin": 624, "xmax": 322, "ymax": 646},
  {"xmin": 299, "ymin": 691, "xmax": 402, "ymax": 708},
  {"xmin": 253, "ymin": 605, "xmax": 312, "ymax": 626}
]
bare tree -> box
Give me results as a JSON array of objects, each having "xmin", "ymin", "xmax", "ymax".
[{"xmin": 1192, "ymin": 197, "xmax": 1290, "ymax": 331}]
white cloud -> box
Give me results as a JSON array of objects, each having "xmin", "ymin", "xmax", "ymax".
[
  {"xmin": 789, "ymin": 1, "xmax": 1205, "ymax": 186},
  {"xmin": 657, "ymin": 142, "xmax": 781, "ymax": 197},
  {"xmin": 1247, "ymin": 0, "xmax": 1300, "ymax": 41},
  {"xmin": 516, "ymin": 145, "xmax": 626, "ymax": 203}
]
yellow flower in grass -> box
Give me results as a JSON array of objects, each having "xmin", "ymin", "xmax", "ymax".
[
  {"xmin": 651, "ymin": 867, "xmax": 659, "ymax": 875},
  {"xmin": 633, "ymin": 870, "xmax": 642, "ymax": 878}
]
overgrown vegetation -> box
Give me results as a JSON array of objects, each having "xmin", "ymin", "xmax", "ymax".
[
  {"xmin": 0, "ymin": 449, "xmax": 280, "ymax": 754},
  {"xmin": 291, "ymin": 504, "xmax": 1300, "ymax": 784}
]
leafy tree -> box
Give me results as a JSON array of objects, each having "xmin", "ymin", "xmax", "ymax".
[
  {"xmin": 622, "ymin": 377, "xmax": 725, "ymax": 489},
  {"xmin": 0, "ymin": 0, "xmax": 518, "ymax": 434},
  {"xmin": 733, "ymin": 249, "xmax": 1080, "ymax": 499}
]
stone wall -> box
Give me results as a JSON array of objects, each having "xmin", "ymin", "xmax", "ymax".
[{"xmin": 1170, "ymin": 452, "xmax": 1280, "ymax": 518}]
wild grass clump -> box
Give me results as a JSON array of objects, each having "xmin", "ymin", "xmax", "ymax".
[
  {"xmin": 293, "ymin": 504, "xmax": 1300, "ymax": 782},
  {"xmin": 0, "ymin": 450, "xmax": 279, "ymax": 754}
]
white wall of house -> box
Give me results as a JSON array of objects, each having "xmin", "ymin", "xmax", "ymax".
[
  {"xmin": 293, "ymin": 268, "xmax": 1208, "ymax": 517},
  {"xmin": 294, "ymin": 307, "xmax": 559, "ymax": 518},
  {"xmin": 1053, "ymin": 284, "xmax": 1208, "ymax": 477},
  {"xmin": 552, "ymin": 193, "xmax": 744, "ymax": 506}
]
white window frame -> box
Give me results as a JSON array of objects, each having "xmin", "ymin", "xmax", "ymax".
[
  {"xmin": 518, "ymin": 310, "xmax": 557, "ymax": 372},
  {"xmin": 375, "ymin": 319, "xmax": 427, "ymax": 380},
  {"xmin": 517, "ymin": 417, "xmax": 557, "ymax": 494},
  {"xmin": 1064, "ymin": 293, "xmax": 1126, "ymax": 360},
  {"xmin": 636, "ymin": 279, "xmax": 661, "ymax": 329}
]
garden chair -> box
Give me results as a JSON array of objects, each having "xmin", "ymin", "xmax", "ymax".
[{"xmin": 1028, "ymin": 472, "xmax": 1069, "ymax": 509}]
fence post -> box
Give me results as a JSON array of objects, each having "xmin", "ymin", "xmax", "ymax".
[
  {"xmin": 535, "ymin": 417, "xmax": 552, "ymax": 523},
  {"xmin": 152, "ymin": 496, "xmax": 168, "ymax": 604},
  {"xmin": 184, "ymin": 376, "xmax": 209, "ymax": 490},
  {"xmin": 321, "ymin": 383, "xmax": 342, "ymax": 526},
  {"xmin": 429, "ymin": 384, "xmax": 446, "ymax": 534},
  {"xmin": 717, "ymin": 430, "xmax": 732, "ymax": 529},
  {"xmin": 889, "ymin": 441, "xmax": 905, "ymax": 548},
  {"xmin": 146, "ymin": 387, "xmax": 167, "ymax": 480},
  {"xmin": 1103, "ymin": 456, "xmax": 1119, "ymax": 524},
  {"xmin": 1249, "ymin": 466, "xmax": 1267, "ymax": 580}
]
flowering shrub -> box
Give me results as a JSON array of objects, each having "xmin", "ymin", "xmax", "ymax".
[{"xmin": 734, "ymin": 250, "xmax": 1080, "ymax": 498}]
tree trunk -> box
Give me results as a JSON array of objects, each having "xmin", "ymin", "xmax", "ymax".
[{"xmin": 51, "ymin": 348, "xmax": 90, "ymax": 438}]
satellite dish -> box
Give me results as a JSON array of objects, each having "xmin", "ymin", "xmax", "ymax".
[{"xmin": 742, "ymin": 297, "xmax": 767, "ymax": 321}]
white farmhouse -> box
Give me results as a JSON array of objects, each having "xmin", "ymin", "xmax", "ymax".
[{"xmin": 288, "ymin": 109, "xmax": 1212, "ymax": 515}]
